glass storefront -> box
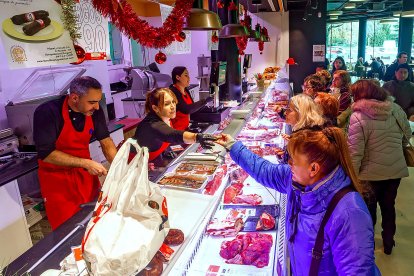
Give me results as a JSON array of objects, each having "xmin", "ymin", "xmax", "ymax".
[
  {"xmin": 366, "ymin": 19, "xmax": 399, "ymax": 65},
  {"xmin": 326, "ymin": 21, "xmax": 359, "ymax": 70}
]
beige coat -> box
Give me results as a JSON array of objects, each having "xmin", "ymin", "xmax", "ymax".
[{"xmin": 348, "ymin": 98, "xmax": 411, "ymax": 181}]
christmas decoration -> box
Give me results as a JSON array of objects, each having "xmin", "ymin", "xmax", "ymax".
[
  {"xmin": 258, "ymin": 41, "xmax": 264, "ymax": 54},
  {"xmin": 71, "ymin": 44, "xmax": 86, "ymax": 65},
  {"xmin": 211, "ymin": 31, "xmax": 219, "ymax": 43},
  {"xmin": 61, "ymin": 0, "xmax": 81, "ymax": 42},
  {"xmin": 175, "ymin": 31, "xmax": 186, "ymax": 42},
  {"xmin": 235, "ymin": 7, "xmax": 248, "ymax": 55},
  {"xmin": 217, "ymin": 0, "xmax": 224, "ymax": 9},
  {"xmin": 287, "ymin": 57, "xmax": 297, "ymax": 65},
  {"xmin": 236, "ymin": 36, "xmax": 248, "ymax": 55},
  {"xmin": 91, "ymin": 0, "xmax": 193, "ymax": 49},
  {"xmin": 228, "ymin": 1, "xmax": 237, "ymax": 11},
  {"xmin": 155, "ymin": 51, "xmax": 167, "ymax": 64}
]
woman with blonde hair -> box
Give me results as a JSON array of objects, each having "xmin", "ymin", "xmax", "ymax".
[
  {"xmin": 348, "ymin": 79, "xmax": 411, "ymax": 255},
  {"xmin": 216, "ymin": 127, "xmax": 380, "ymax": 275},
  {"xmin": 133, "ymin": 88, "xmax": 216, "ymax": 162},
  {"xmin": 285, "ymin": 94, "xmax": 325, "ymax": 132}
]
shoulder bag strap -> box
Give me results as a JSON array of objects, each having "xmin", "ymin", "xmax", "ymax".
[
  {"xmin": 309, "ymin": 185, "xmax": 355, "ymax": 276},
  {"xmin": 392, "ymin": 113, "xmax": 414, "ymax": 149}
]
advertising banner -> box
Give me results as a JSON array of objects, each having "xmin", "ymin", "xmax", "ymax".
[{"xmin": 0, "ymin": 0, "xmax": 78, "ymax": 69}]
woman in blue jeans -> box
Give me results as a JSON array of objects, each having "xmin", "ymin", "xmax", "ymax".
[{"xmin": 216, "ymin": 127, "xmax": 380, "ymax": 275}]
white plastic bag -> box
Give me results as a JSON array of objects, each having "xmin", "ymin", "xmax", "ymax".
[{"xmin": 82, "ymin": 138, "xmax": 169, "ymax": 276}]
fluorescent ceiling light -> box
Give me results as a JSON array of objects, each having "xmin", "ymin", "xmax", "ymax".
[
  {"xmin": 328, "ymin": 10, "xmax": 343, "ymax": 16},
  {"xmin": 393, "ymin": 12, "xmax": 401, "ymax": 17},
  {"xmin": 330, "ymin": 16, "xmax": 339, "ymax": 20},
  {"xmin": 344, "ymin": 3, "xmax": 356, "ymax": 9},
  {"xmin": 349, "ymin": 0, "xmax": 365, "ymax": 2},
  {"xmin": 401, "ymin": 10, "xmax": 414, "ymax": 17},
  {"xmin": 379, "ymin": 18, "xmax": 398, "ymax": 24}
]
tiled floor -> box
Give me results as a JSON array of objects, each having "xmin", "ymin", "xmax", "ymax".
[{"xmin": 374, "ymin": 167, "xmax": 414, "ymax": 276}]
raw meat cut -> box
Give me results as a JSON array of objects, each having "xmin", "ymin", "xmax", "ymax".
[
  {"xmin": 232, "ymin": 194, "xmax": 263, "ymax": 205},
  {"xmin": 256, "ymin": 212, "xmax": 276, "ymax": 230},
  {"xmin": 223, "ymin": 183, "xmax": 244, "ymax": 203},
  {"xmin": 220, "ymin": 233, "xmax": 273, "ymax": 268}
]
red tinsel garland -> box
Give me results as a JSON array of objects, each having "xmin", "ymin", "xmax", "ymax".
[{"xmin": 91, "ymin": 0, "xmax": 193, "ymax": 49}]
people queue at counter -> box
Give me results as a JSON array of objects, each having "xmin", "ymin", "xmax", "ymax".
[{"xmin": 33, "ymin": 59, "xmax": 412, "ymax": 274}]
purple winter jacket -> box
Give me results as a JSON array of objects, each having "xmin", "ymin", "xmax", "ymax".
[{"xmin": 230, "ymin": 141, "xmax": 381, "ymax": 276}]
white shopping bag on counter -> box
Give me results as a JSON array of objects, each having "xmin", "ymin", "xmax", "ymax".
[{"xmin": 82, "ymin": 138, "xmax": 169, "ymax": 276}]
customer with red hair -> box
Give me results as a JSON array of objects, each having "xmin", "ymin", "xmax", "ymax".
[
  {"xmin": 216, "ymin": 127, "xmax": 379, "ymax": 275},
  {"xmin": 314, "ymin": 92, "xmax": 339, "ymax": 126}
]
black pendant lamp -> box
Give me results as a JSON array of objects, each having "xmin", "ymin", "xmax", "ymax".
[
  {"xmin": 219, "ymin": 1, "xmax": 248, "ymax": 38},
  {"xmin": 183, "ymin": 0, "xmax": 222, "ymax": 30}
]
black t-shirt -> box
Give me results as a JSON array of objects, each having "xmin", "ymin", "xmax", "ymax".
[
  {"xmin": 169, "ymin": 85, "xmax": 207, "ymax": 114},
  {"xmin": 134, "ymin": 112, "xmax": 185, "ymax": 152},
  {"xmin": 33, "ymin": 96, "xmax": 109, "ymax": 159}
]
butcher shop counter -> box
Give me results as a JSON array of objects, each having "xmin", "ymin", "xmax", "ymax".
[{"xmin": 3, "ymin": 78, "xmax": 289, "ymax": 276}]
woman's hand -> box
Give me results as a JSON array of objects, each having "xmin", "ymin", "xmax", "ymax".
[{"xmin": 215, "ymin": 134, "xmax": 236, "ymax": 151}]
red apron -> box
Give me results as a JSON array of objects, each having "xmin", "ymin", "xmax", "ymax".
[
  {"xmin": 130, "ymin": 121, "xmax": 171, "ymax": 162},
  {"xmin": 171, "ymin": 85, "xmax": 193, "ymax": 131},
  {"xmin": 38, "ymin": 96, "xmax": 100, "ymax": 230}
]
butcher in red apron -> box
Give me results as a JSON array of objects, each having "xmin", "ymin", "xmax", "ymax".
[
  {"xmin": 133, "ymin": 88, "xmax": 217, "ymax": 163},
  {"xmin": 33, "ymin": 76, "xmax": 117, "ymax": 230},
  {"xmin": 169, "ymin": 66, "xmax": 212, "ymax": 130}
]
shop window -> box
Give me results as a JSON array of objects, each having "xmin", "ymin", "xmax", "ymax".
[
  {"xmin": 326, "ymin": 21, "xmax": 359, "ymax": 70},
  {"xmin": 366, "ymin": 19, "xmax": 399, "ymax": 65}
]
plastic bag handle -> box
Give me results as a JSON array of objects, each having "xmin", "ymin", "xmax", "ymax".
[{"xmin": 101, "ymin": 138, "xmax": 143, "ymax": 207}]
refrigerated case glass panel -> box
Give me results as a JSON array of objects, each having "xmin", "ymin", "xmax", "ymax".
[{"xmin": 9, "ymin": 66, "xmax": 86, "ymax": 105}]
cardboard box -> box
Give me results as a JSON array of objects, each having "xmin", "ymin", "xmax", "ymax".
[{"xmin": 22, "ymin": 195, "xmax": 46, "ymax": 228}]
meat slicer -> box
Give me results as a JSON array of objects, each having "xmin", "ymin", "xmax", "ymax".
[{"xmin": 130, "ymin": 67, "xmax": 172, "ymax": 99}]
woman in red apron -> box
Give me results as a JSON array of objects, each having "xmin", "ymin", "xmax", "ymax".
[
  {"xmin": 133, "ymin": 88, "xmax": 217, "ymax": 162},
  {"xmin": 169, "ymin": 66, "xmax": 212, "ymax": 130},
  {"xmin": 38, "ymin": 96, "xmax": 100, "ymax": 229}
]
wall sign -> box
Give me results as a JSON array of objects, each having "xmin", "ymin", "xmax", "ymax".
[
  {"xmin": 312, "ymin": 44, "xmax": 325, "ymax": 62},
  {"xmin": 75, "ymin": 0, "xmax": 109, "ymax": 60},
  {"xmin": 0, "ymin": 0, "xmax": 77, "ymax": 69}
]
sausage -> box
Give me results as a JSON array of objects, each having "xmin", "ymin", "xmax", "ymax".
[
  {"xmin": 164, "ymin": 229, "xmax": 184, "ymax": 246},
  {"xmin": 138, "ymin": 252, "xmax": 163, "ymax": 276}
]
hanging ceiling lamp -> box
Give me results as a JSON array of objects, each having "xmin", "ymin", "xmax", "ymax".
[
  {"xmin": 183, "ymin": 0, "xmax": 222, "ymax": 30},
  {"xmin": 219, "ymin": 1, "xmax": 249, "ymax": 38}
]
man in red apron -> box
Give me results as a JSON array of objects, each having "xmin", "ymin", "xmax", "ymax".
[{"xmin": 33, "ymin": 76, "xmax": 117, "ymax": 230}]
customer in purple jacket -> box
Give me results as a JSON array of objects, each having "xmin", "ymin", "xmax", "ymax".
[{"xmin": 216, "ymin": 127, "xmax": 380, "ymax": 275}]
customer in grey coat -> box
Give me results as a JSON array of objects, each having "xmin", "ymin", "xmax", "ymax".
[{"xmin": 348, "ymin": 79, "xmax": 411, "ymax": 255}]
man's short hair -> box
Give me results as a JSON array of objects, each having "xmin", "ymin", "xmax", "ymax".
[
  {"xmin": 397, "ymin": 52, "xmax": 408, "ymax": 59},
  {"xmin": 395, "ymin": 63, "xmax": 410, "ymax": 72},
  {"xmin": 70, "ymin": 76, "xmax": 102, "ymax": 96}
]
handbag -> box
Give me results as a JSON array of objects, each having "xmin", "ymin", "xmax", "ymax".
[
  {"xmin": 393, "ymin": 114, "xmax": 414, "ymax": 167},
  {"xmin": 82, "ymin": 138, "xmax": 169, "ymax": 276}
]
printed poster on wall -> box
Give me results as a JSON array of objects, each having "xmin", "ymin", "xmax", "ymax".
[
  {"xmin": 312, "ymin": 44, "xmax": 325, "ymax": 62},
  {"xmin": 0, "ymin": 0, "xmax": 77, "ymax": 69},
  {"xmin": 160, "ymin": 4, "xmax": 191, "ymax": 55},
  {"xmin": 75, "ymin": 0, "xmax": 110, "ymax": 60}
]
